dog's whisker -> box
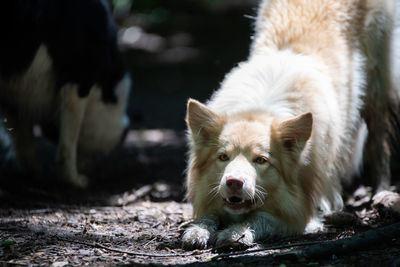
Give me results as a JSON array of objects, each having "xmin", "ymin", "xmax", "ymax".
[
  {"xmin": 255, "ymin": 192, "xmax": 265, "ymax": 206},
  {"xmin": 208, "ymin": 187, "xmax": 218, "ymax": 197},
  {"xmin": 209, "ymin": 187, "xmax": 219, "ymax": 197},
  {"xmin": 253, "ymin": 191, "xmax": 260, "ymax": 202},
  {"xmin": 255, "ymin": 192, "xmax": 265, "ymax": 200},
  {"xmin": 256, "ymin": 188, "xmax": 267, "ymax": 195},
  {"xmin": 244, "ymin": 191, "xmax": 256, "ymax": 205},
  {"xmin": 254, "ymin": 186, "xmax": 266, "ymax": 207},
  {"xmin": 255, "ymin": 184, "xmax": 267, "ymax": 192},
  {"xmin": 258, "ymin": 189, "xmax": 267, "ymax": 199},
  {"xmin": 207, "ymin": 185, "xmax": 221, "ymax": 204}
]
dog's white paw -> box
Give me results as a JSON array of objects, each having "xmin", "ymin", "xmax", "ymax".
[
  {"xmin": 182, "ymin": 225, "xmax": 211, "ymax": 250},
  {"xmin": 215, "ymin": 225, "xmax": 254, "ymax": 248},
  {"xmin": 372, "ymin": 190, "xmax": 400, "ymax": 215}
]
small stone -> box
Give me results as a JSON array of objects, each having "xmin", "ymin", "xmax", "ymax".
[
  {"xmin": 79, "ymin": 249, "xmax": 91, "ymax": 256},
  {"xmin": 51, "ymin": 261, "xmax": 69, "ymax": 267},
  {"xmin": 89, "ymin": 209, "xmax": 97, "ymax": 214}
]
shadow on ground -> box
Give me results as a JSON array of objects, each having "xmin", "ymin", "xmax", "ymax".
[{"xmin": 1, "ymin": 1, "xmax": 400, "ymax": 266}]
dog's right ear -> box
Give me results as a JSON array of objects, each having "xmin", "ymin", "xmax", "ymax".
[{"xmin": 186, "ymin": 99, "xmax": 223, "ymax": 140}]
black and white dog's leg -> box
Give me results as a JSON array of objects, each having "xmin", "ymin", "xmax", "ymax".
[
  {"xmin": 56, "ymin": 84, "xmax": 89, "ymax": 188},
  {"xmin": 10, "ymin": 120, "xmax": 43, "ymax": 177}
]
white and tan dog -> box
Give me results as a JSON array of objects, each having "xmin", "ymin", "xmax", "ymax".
[{"xmin": 183, "ymin": 0, "xmax": 400, "ymax": 249}]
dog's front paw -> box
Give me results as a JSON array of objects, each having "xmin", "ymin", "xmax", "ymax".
[
  {"xmin": 182, "ymin": 225, "xmax": 211, "ymax": 250},
  {"xmin": 215, "ymin": 225, "xmax": 254, "ymax": 249}
]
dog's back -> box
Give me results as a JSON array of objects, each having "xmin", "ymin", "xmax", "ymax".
[{"xmin": 0, "ymin": 0, "xmax": 124, "ymax": 104}]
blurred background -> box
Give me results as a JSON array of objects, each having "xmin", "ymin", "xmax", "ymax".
[
  {"xmin": 1, "ymin": 0, "xmax": 398, "ymax": 207},
  {"xmin": 115, "ymin": 0, "xmax": 257, "ymax": 130},
  {"xmin": 0, "ymin": 0, "xmax": 259, "ymax": 205}
]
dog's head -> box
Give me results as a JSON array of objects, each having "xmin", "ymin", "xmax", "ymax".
[{"xmin": 186, "ymin": 99, "xmax": 313, "ymax": 221}]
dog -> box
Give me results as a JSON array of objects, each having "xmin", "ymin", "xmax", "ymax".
[
  {"xmin": 0, "ymin": 0, "xmax": 130, "ymax": 188},
  {"xmin": 182, "ymin": 0, "xmax": 400, "ymax": 249}
]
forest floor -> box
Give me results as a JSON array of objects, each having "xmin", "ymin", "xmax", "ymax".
[
  {"xmin": 1, "ymin": 129, "xmax": 400, "ymax": 266},
  {"xmin": 1, "ymin": 2, "xmax": 400, "ymax": 265},
  {"xmin": 1, "ymin": 197, "xmax": 399, "ymax": 267}
]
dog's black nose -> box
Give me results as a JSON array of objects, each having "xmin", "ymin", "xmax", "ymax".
[{"xmin": 226, "ymin": 177, "xmax": 244, "ymax": 191}]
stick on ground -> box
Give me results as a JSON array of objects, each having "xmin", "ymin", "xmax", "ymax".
[{"xmin": 276, "ymin": 222, "xmax": 400, "ymax": 260}]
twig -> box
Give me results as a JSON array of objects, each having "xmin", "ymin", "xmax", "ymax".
[
  {"xmin": 28, "ymin": 208, "xmax": 54, "ymax": 214},
  {"xmin": 143, "ymin": 237, "xmax": 158, "ymax": 248},
  {"xmin": 0, "ymin": 260, "xmax": 29, "ymax": 266},
  {"xmin": 110, "ymin": 185, "xmax": 153, "ymax": 206},
  {"xmin": 0, "ymin": 226, "xmax": 19, "ymax": 231},
  {"xmin": 235, "ymin": 233, "xmax": 246, "ymax": 243},
  {"xmin": 276, "ymin": 221, "xmax": 400, "ymax": 260},
  {"xmin": 178, "ymin": 220, "xmax": 194, "ymax": 230},
  {"xmin": 57, "ymin": 237, "xmax": 209, "ymax": 258},
  {"xmin": 212, "ymin": 240, "xmax": 323, "ymax": 261},
  {"xmin": 212, "ymin": 233, "xmax": 251, "ymax": 252}
]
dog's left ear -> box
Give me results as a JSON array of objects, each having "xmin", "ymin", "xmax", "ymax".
[
  {"xmin": 186, "ymin": 99, "xmax": 224, "ymax": 140},
  {"xmin": 278, "ymin": 112, "xmax": 313, "ymax": 151}
]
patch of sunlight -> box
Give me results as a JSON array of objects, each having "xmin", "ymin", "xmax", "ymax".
[{"xmin": 124, "ymin": 129, "xmax": 184, "ymax": 147}]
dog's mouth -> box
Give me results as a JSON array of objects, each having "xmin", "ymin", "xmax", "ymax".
[{"xmin": 223, "ymin": 197, "xmax": 254, "ymax": 211}]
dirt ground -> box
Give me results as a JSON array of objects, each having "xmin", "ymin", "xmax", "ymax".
[
  {"xmin": 1, "ymin": 199, "xmax": 399, "ymax": 267},
  {"xmin": 1, "ymin": 131, "xmax": 400, "ymax": 266},
  {"xmin": 1, "ymin": 2, "xmax": 400, "ymax": 266}
]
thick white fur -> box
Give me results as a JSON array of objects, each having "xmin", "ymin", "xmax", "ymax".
[
  {"xmin": 183, "ymin": 0, "xmax": 398, "ymax": 249},
  {"xmin": 211, "ymin": 50, "xmax": 350, "ymax": 209}
]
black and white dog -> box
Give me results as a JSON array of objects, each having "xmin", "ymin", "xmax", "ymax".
[{"xmin": 0, "ymin": 0, "xmax": 130, "ymax": 188}]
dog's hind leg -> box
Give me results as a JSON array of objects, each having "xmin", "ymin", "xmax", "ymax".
[
  {"xmin": 56, "ymin": 84, "xmax": 89, "ymax": 188},
  {"xmin": 359, "ymin": 0, "xmax": 400, "ymax": 220},
  {"xmin": 361, "ymin": 1, "xmax": 397, "ymax": 192},
  {"xmin": 10, "ymin": 119, "xmax": 43, "ymax": 178}
]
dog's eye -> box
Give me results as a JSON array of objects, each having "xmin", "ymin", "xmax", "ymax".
[
  {"xmin": 218, "ymin": 154, "xmax": 230, "ymax": 161},
  {"xmin": 254, "ymin": 156, "xmax": 267, "ymax": 164}
]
